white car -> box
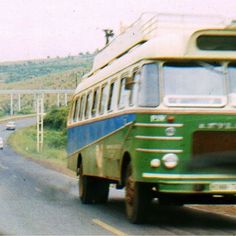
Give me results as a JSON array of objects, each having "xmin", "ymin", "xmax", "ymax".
[
  {"xmin": 0, "ymin": 137, "xmax": 3, "ymax": 150},
  {"xmin": 6, "ymin": 121, "xmax": 16, "ymax": 130}
]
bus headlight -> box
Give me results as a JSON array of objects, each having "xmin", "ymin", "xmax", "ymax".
[
  {"xmin": 162, "ymin": 153, "xmax": 179, "ymax": 169},
  {"xmin": 150, "ymin": 159, "xmax": 161, "ymax": 168}
]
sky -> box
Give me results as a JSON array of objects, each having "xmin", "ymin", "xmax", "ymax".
[{"xmin": 0, "ymin": 0, "xmax": 236, "ymax": 62}]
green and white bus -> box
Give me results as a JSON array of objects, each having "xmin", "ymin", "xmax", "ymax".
[{"xmin": 67, "ymin": 13, "xmax": 236, "ymax": 223}]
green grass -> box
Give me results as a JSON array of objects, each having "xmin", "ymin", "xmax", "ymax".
[{"xmin": 8, "ymin": 126, "xmax": 67, "ymax": 166}]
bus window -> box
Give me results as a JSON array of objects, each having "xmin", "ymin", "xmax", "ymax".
[
  {"xmin": 84, "ymin": 91, "xmax": 92, "ymax": 119},
  {"xmin": 107, "ymin": 82, "xmax": 115, "ymax": 111},
  {"xmin": 72, "ymin": 99, "xmax": 78, "ymax": 122},
  {"xmin": 118, "ymin": 78, "xmax": 131, "ymax": 109},
  {"xmin": 129, "ymin": 71, "xmax": 140, "ymax": 106},
  {"xmin": 99, "ymin": 84, "xmax": 108, "ymax": 114},
  {"xmin": 91, "ymin": 88, "xmax": 99, "ymax": 117},
  {"xmin": 197, "ymin": 35, "xmax": 236, "ymax": 51},
  {"xmin": 138, "ymin": 64, "xmax": 159, "ymax": 107},
  {"xmin": 73, "ymin": 97, "xmax": 80, "ymax": 122},
  {"xmin": 79, "ymin": 94, "xmax": 86, "ymax": 120},
  {"xmin": 163, "ymin": 61, "xmax": 225, "ymax": 107}
]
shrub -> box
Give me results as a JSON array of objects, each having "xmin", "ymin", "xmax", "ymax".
[
  {"xmin": 44, "ymin": 106, "xmax": 68, "ymax": 131},
  {"xmin": 45, "ymin": 131, "xmax": 66, "ymax": 149}
]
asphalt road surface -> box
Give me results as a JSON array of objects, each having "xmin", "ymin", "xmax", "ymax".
[{"xmin": 0, "ymin": 117, "xmax": 236, "ymax": 235}]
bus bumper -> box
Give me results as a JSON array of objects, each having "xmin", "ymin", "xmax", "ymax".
[{"xmin": 142, "ymin": 172, "xmax": 236, "ymax": 194}]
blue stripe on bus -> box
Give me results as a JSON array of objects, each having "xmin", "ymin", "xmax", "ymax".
[{"xmin": 67, "ymin": 114, "xmax": 136, "ymax": 155}]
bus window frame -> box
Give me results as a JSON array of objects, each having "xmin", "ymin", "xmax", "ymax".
[
  {"xmin": 118, "ymin": 77, "xmax": 131, "ymax": 110},
  {"xmin": 79, "ymin": 94, "xmax": 86, "ymax": 121},
  {"xmin": 99, "ymin": 83, "xmax": 109, "ymax": 115},
  {"xmin": 107, "ymin": 79, "xmax": 118, "ymax": 112},
  {"xmin": 73, "ymin": 96, "xmax": 81, "ymax": 122},
  {"xmin": 138, "ymin": 63, "xmax": 160, "ymax": 107},
  {"xmin": 91, "ymin": 87, "xmax": 100, "ymax": 117},
  {"xmin": 129, "ymin": 67, "xmax": 140, "ymax": 107},
  {"xmin": 69, "ymin": 98, "xmax": 77, "ymax": 124},
  {"xmin": 84, "ymin": 91, "xmax": 93, "ymax": 120}
]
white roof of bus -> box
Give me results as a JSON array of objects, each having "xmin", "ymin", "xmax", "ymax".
[
  {"xmin": 91, "ymin": 13, "xmax": 227, "ymax": 73},
  {"xmin": 74, "ymin": 13, "xmax": 235, "ymax": 94}
]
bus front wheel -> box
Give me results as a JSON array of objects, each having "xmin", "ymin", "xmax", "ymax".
[{"xmin": 125, "ymin": 164, "xmax": 151, "ymax": 224}]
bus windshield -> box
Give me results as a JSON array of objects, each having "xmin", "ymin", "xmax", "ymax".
[{"xmin": 163, "ymin": 61, "xmax": 226, "ymax": 107}]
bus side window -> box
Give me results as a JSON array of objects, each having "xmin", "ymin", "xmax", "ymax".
[
  {"xmin": 69, "ymin": 99, "xmax": 76, "ymax": 123},
  {"xmin": 91, "ymin": 88, "xmax": 99, "ymax": 117},
  {"xmin": 118, "ymin": 78, "xmax": 130, "ymax": 109},
  {"xmin": 73, "ymin": 97, "xmax": 80, "ymax": 122},
  {"xmin": 79, "ymin": 94, "xmax": 86, "ymax": 120},
  {"xmin": 129, "ymin": 71, "xmax": 140, "ymax": 106},
  {"xmin": 138, "ymin": 64, "xmax": 159, "ymax": 107},
  {"xmin": 107, "ymin": 82, "xmax": 115, "ymax": 112},
  {"xmin": 84, "ymin": 91, "xmax": 92, "ymax": 119},
  {"xmin": 71, "ymin": 100, "xmax": 77, "ymax": 122},
  {"xmin": 99, "ymin": 84, "xmax": 108, "ymax": 114}
]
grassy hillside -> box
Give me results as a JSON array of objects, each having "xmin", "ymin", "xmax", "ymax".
[
  {"xmin": 0, "ymin": 53, "xmax": 93, "ymax": 85},
  {"xmin": 0, "ymin": 53, "xmax": 94, "ymax": 116}
]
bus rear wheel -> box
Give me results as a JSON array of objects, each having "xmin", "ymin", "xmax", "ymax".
[
  {"xmin": 79, "ymin": 164, "xmax": 109, "ymax": 204},
  {"xmin": 79, "ymin": 165, "xmax": 94, "ymax": 204},
  {"xmin": 125, "ymin": 164, "xmax": 152, "ymax": 224}
]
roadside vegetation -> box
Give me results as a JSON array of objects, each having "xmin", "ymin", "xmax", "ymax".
[{"xmin": 8, "ymin": 106, "xmax": 69, "ymax": 171}]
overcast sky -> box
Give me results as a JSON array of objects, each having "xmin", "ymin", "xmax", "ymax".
[{"xmin": 0, "ymin": 0, "xmax": 235, "ymax": 62}]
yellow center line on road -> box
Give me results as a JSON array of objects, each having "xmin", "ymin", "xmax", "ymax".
[{"xmin": 92, "ymin": 218, "xmax": 128, "ymax": 236}]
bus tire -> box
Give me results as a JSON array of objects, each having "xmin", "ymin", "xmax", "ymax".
[
  {"xmin": 79, "ymin": 165, "xmax": 94, "ymax": 204},
  {"xmin": 125, "ymin": 164, "xmax": 151, "ymax": 224}
]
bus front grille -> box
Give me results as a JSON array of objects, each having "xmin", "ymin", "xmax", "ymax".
[
  {"xmin": 192, "ymin": 131, "xmax": 236, "ymax": 156},
  {"xmin": 190, "ymin": 131, "xmax": 236, "ymax": 172}
]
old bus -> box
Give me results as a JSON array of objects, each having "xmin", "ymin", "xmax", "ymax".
[{"xmin": 67, "ymin": 13, "xmax": 236, "ymax": 223}]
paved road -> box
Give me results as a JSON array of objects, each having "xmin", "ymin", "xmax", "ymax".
[{"xmin": 0, "ymin": 118, "xmax": 236, "ymax": 235}]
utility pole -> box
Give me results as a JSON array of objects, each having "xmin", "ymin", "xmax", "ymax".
[
  {"xmin": 36, "ymin": 93, "xmax": 44, "ymax": 152},
  {"xmin": 18, "ymin": 94, "xmax": 21, "ymax": 112},
  {"xmin": 10, "ymin": 93, "xmax": 13, "ymax": 116},
  {"xmin": 57, "ymin": 93, "xmax": 60, "ymax": 107}
]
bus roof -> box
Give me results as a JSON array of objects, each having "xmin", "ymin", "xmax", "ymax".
[
  {"xmin": 90, "ymin": 13, "xmax": 228, "ymax": 74},
  {"xmin": 75, "ymin": 13, "xmax": 236, "ymax": 94}
]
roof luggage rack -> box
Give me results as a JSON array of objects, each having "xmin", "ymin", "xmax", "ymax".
[{"xmin": 89, "ymin": 13, "xmax": 226, "ymax": 76}]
